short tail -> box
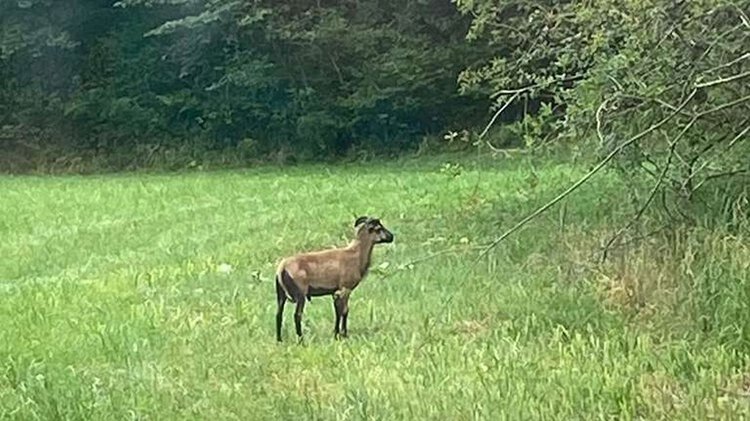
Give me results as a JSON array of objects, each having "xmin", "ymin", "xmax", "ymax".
[{"xmin": 276, "ymin": 269, "xmax": 302, "ymax": 302}]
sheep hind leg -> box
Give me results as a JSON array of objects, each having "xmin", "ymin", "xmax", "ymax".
[
  {"xmin": 341, "ymin": 304, "xmax": 349, "ymax": 338},
  {"xmin": 275, "ymin": 281, "xmax": 287, "ymax": 342},
  {"xmin": 294, "ymin": 298, "xmax": 306, "ymax": 341}
]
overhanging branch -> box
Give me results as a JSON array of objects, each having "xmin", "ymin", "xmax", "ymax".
[
  {"xmin": 600, "ymin": 116, "xmax": 697, "ymax": 263},
  {"xmin": 476, "ymin": 90, "xmax": 699, "ymax": 260}
]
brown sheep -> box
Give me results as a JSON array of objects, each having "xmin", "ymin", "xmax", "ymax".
[{"xmin": 275, "ymin": 216, "xmax": 394, "ymax": 341}]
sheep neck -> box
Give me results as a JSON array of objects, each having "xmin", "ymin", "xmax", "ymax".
[{"xmin": 348, "ymin": 232, "xmax": 376, "ymax": 277}]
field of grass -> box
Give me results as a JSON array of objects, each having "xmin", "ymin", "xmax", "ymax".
[{"xmin": 1, "ymin": 154, "xmax": 749, "ymax": 419}]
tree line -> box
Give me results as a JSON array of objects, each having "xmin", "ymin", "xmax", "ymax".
[
  {"xmin": 2, "ymin": 0, "xmax": 748, "ymax": 187},
  {"xmin": 1, "ymin": 0, "xmax": 491, "ymax": 170}
]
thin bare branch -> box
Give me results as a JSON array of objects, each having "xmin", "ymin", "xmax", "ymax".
[
  {"xmin": 682, "ymin": 123, "xmax": 750, "ymax": 190},
  {"xmin": 687, "ymin": 116, "xmax": 749, "ymax": 173},
  {"xmin": 696, "ymin": 70, "xmax": 750, "ymax": 88},
  {"xmin": 696, "ymin": 23, "xmax": 745, "ymax": 63},
  {"xmin": 328, "ymin": 53, "xmax": 344, "ymax": 85},
  {"xmin": 693, "ymin": 169, "xmax": 749, "ymax": 192},
  {"xmin": 479, "ymin": 91, "xmax": 520, "ymax": 140},
  {"xmin": 734, "ymin": 4, "xmax": 750, "ymax": 28},
  {"xmin": 476, "ymin": 90, "xmax": 698, "ymax": 260},
  {"xmin": 619, "ymin": 94, "xmax": 696, "ymax": 118},
  {"xmin": 701, "ymin": 52, "xmax": 750, "ymax": 75},
  {"xmin": 490, "ymin": 74, "xmax": 585, "ymax": 97},
  {"xmin": 374, "ymin": 245, "xmax": 484, "ymax": 282},
  {"xmin": 697, "ymin": 94, "xmax": 750, "ymax": 117},
  {"xmin": 601, "ymin": 117, "xmax": 697, "ymax": 263}
]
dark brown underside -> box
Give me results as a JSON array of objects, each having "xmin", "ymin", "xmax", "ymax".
[{"xmin": 307, "ymin": 286, "xmax": 338, "ymax": 298}]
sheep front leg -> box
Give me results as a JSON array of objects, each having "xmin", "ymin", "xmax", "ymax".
[
  {"xmin": 333, "ymin": 297, "xmax": 342, "ymax": 337},
  {"xmin": 334, "ymin": 289, "xmax": 351, "ymax": 338}
]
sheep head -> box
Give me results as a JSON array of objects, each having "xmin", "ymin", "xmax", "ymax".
[{"xmin": 354, "ymin": 216, "xmax": 394, "ymax": 244}]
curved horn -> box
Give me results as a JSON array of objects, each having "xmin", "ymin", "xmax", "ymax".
[{"xmin": 354, "ymin": 216, "xmax": 369, "ymax": 227}]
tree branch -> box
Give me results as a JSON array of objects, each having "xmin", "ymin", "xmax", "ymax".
[
  {"xmin": 701, "ymin": 52, "xmax": 750, "ymax": 75},
  {"xmin": 479, "ymin": 91, "xmax": 520, "ymax": 140},
  {"xmin": 618, "ymin": 94, "xmax": 696, "ymax": 118},
  {"xmin": 476, "ymin": 90, "xmax": 698, "ymax": 260},
  {"xmin": 374, "ymin": 245, "xmax": 484, "ymax": 282},
  {"xmin": 693, "ymin": 169, "xmax": 749, "ymax": 193},
  {"xmin": 600, "ymin": 116, "xmax": 696, "ymax": 263},
  {"xmin": 695, "ymin": 70, "xmax": 750, "ymax": 89},
  {"xmin": 681, "ymin": 122, "xmax": 750, "ymax": 191},
  {"xmin": 490, "ymin": 74, "xmax": 586, "ymax": 97}
]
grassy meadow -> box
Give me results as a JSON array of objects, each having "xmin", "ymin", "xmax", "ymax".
[{"xmin": 1, "ymin": 154, "xmax": 749, "ymax": 419}]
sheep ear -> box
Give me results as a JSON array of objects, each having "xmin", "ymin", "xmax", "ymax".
[{"xmin": 354, "ymin": 216, "xmax": 368, "ymax": 227}]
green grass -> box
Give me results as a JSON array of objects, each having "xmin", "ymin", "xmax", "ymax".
[{"xmin": 1, "ymin": 155, "xmax": 748, "ymax": 419}]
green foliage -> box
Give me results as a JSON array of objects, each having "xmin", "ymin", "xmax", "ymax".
[
  {"xmin": 2, "ymin": 0, "xmax": 490, "ymax": 170},
  {"xmin": 455, "ymin": 0, "xmax": 750, "ymax": 228}
]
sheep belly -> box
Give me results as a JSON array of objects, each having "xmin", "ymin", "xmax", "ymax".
[{"xmin": 307, "ymin": 286, "xmax": 338, "ymax": 298}]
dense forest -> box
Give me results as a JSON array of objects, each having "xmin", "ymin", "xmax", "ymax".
[
  {"xmin": 1, "ymin": 0, "xmax": 491, "ymax": 170},
  {"xmin": 1, "ymin": 0, "xmax": 749, "ymax": 179}
]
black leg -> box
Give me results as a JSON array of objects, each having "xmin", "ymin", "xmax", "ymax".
[
  {"xmin": 294, "ymin": 299, "xmax": 306, "ymax": 339},
  {"xmin": 336, "ymin": 290, "xmax": 350, "ymax": 338},
  {"xmin": 275, "ymin": 282, "xmax": 286, "ymax": 342},
  {"xmin": 341, "ymin": 311, "xmax": 349, "ymax": 337},
  {"xmin": 333, "ymin": 297, "xmax": 342, "ymax": 337}
]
